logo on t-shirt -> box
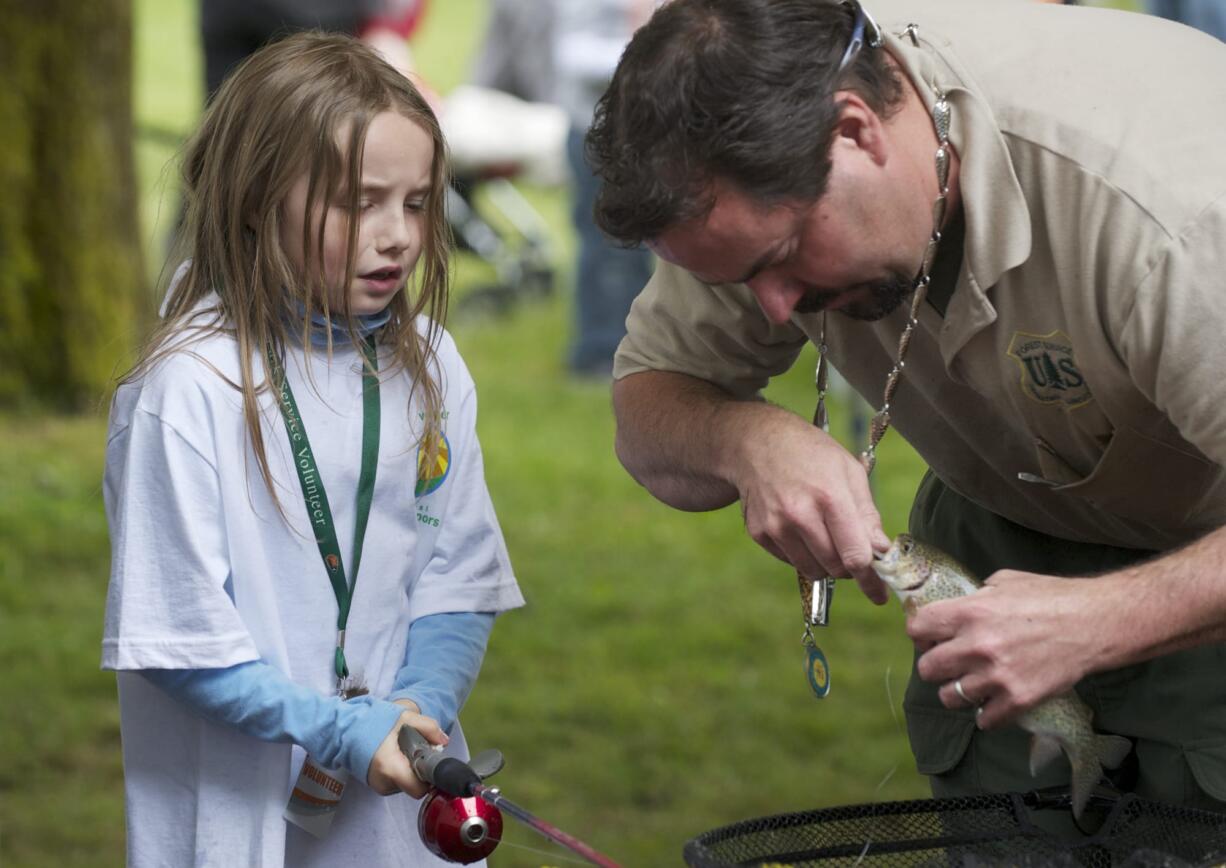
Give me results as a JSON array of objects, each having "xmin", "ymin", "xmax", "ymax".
[
  {"xmin": 1006, "ymin": 330, "xmax": 1093, "ymax": 409},
  {"xmin": 415, "ymin": 433, "xmax": 451, "ymax": 498}
]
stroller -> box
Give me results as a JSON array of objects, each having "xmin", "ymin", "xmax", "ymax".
[{"xmin": 442, "ymin": 84, "xmax": 568, "ymax": 320}]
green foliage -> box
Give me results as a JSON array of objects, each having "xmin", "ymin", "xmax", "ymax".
[{"xmin": 0, "ymin": 414, "xmax": 124, "ymax": 866}]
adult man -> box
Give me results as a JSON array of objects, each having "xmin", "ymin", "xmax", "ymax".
[{"xmin": 587, "ymin": 0, "xmax": 1226, "ymax": 808}]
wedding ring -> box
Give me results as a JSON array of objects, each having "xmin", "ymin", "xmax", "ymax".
[{"xmin": 953, "ymin": 678, "xmax": 974, "ymax": 706}]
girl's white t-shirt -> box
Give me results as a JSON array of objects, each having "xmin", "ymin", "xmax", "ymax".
[{"xmin": 102, "ymin": 319, "xmax": 524, "ymax": 867}]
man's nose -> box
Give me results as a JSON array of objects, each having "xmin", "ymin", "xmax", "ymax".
[{"xmin": 747, "ymin": 272, "xmax": 806, "ymax": 324}]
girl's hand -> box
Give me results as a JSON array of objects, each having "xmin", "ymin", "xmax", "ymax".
[{"xmin": 367, "ymin": 700, "xmax": 448, "ymax": 797}]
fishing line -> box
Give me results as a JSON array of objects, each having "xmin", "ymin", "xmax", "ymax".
[
  {"xmin": 872, "ymin": 765, "xmax": 897, "ymax": 801},
  {"xmin": 884, "ymin": 664, "xmax": 905, "ymax": 735},
  {"xmin": 871, "ymin": 664, "xmax": 904, "ymax": 800},
  {"xmin": 485, "ymin": 835, "xmax": 599, "ymax": 865},
  {"xmin": 394, "ymin": 833, "xmax": 597, "ymax": 868},
  {"xmin": 855, "ymin": 665, "xmax": 907, "ymax": 865}
]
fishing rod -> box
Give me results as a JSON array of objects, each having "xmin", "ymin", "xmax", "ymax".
[{"xmin": 399, "ymin": 727, "xmax": 622, "ymax": 867}]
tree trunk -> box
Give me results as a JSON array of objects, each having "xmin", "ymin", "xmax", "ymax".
[{"xmin": 0, "ymin": 0, "xmax": 145, "ymax": 408}]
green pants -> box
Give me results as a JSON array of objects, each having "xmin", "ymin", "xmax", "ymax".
[{"xmin": 905, "ymin": 471, "xmax": 1226, "ymax": 813}]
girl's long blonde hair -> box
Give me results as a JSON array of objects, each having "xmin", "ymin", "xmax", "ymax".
[{"xmin": 126, "ymin": 30, "xmax": 450, "ymax": 502}]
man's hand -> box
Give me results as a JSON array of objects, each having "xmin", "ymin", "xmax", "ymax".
[
  {"xmin": 612, "ymin": 370, "xmax": 891, "ymax": 603},
  {"xmin": 907, "ymin": 571, "xmax": 1119, "ymax": 728},
  {"xmin": 736, "ymin": 414, "xmax": 891, "ymax": 602},
  {"xmin": 905, "ymin": 524, "xmax": 1226, "ymax": 729},
  {"xmin": 366, "ymin": 699, "xmax": 448, "ymax": 797}
]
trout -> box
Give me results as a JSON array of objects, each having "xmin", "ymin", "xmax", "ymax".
[{"xmin": 871, "ymin": 533, "xmax": 1131, "ymax": 820}]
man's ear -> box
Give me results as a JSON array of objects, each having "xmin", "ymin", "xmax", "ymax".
[{"xmin": 830, "ymin": 91, "xmax": 888, "ymax": 167}]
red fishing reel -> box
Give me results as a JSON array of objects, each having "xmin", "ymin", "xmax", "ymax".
[
  {"xmin": 402, "ymin": 728, "xmax": 622, "ymax": 868},
  {"xmin": 419, "ymin": 789, "xmax": 503, "ymax": 864},
  {"xmin": 402, "ymin": 732, "xmax": 507, "ymax": 864}
]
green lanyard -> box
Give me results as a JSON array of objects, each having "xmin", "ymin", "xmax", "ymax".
[{"xmin": 269, "ymin": 336, "xmax": 381, "ymax": 683}]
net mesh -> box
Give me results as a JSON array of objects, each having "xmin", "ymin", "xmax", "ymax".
[{"xmin": 683, "ymin": 793, "xmax": 1226, "ymax": 867}]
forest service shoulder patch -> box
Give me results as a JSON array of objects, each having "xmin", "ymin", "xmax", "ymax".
[{"xmin": 1006, "ymin": 330, "xmax": 1093, "ymax": 410}]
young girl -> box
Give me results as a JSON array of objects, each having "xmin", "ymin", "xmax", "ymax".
[{"xmin": 101, "ymin": 31, "xmax": 523, "ymax": 867}]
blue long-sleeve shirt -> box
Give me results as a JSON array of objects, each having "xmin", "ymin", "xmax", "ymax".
[{"xmin": 142, "ymin": 611, "xmax": 495, "ymax": 781}]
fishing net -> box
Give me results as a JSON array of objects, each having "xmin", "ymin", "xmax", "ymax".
[{"xmin": 683, "ymin": 792, "xmax": 1226, "ymax": 867}]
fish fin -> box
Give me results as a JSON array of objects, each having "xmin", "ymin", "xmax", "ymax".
[
  {"xmin": 1095, "ymin": 733, "xmax": 1132, "ymax": 770},
  {"xmin": 1029, "ymin": 735, "xmax": 1064, "ymax": 776}
]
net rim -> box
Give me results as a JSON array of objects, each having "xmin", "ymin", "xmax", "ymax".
[{"xmin": 683, "ymin": 791, "xmax": 1226, "ymax": 868}]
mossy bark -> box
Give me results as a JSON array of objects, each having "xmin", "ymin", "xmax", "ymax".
[{"xmin": 0, "ymin": 0, "xmax": 145, "ymax": 409}]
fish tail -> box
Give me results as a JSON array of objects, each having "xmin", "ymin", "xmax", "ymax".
[
  {"xmin": 1067, "ymin": 744, "xmax": 1100, "ymax": 822},
  {"xmin": 1066, "ymin": 733, "xmax": 1132, "ymax": 819}
]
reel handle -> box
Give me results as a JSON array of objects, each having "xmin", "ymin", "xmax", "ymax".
[{"xmin": 398, "ymin": 726, "xmax": 483, "ymax": 797}]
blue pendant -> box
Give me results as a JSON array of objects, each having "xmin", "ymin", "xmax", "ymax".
[{"xmin": 806, "ymin": 642, "xmax": 832, "ymax": 699}]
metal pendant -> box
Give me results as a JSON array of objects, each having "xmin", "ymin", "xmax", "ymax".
[
  {"xmin": 798, "ymin": 574, "xmax": 833, "ymax": 627},
  {"xmin": 804, "ymin": 632, "xmax": 832, "ymax": 699},
  {"xmin": 799, "ymin": 575, "xmax": 834, "ymax": 699},
  {"xmin": 933, "ymin": 97, "xmax": 951, "ymax": 143}
]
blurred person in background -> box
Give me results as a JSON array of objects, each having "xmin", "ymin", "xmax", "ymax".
[
  {"xmin": 469, "ymin": 0, "xmax": 556, "ymax": 105},
  {"xmin": 1146, "ymin": 0, "xmax": 1225, "ymax": 40},
  {"xmin": 555, "ymin": 0, "xmax": 658, "ymax": 379},
  {"xmin": 463, "ymin": 0, "xmax": 655, "ymax": 376},
  {"xmin": 201, "ymin": 0, "xmax": 430, "ymax": 100}
]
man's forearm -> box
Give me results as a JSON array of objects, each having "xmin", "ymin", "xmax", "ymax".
[
  {"xmin": 1092, "ymin": 524, "xmax": 1226, "ymax": 672},
  {"xmin": 612, "ymin": 369, "xmax": 796, "ymax": 511}
]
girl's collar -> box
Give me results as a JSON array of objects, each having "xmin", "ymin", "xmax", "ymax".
[{"xmin": 291, "ymin": 300, "xmax": 391, "ymax": 349}]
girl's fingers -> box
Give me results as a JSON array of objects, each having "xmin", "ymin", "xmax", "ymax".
[{"xmin": 402, "ymin": 711, "xmax": 448, "ymax": 746}]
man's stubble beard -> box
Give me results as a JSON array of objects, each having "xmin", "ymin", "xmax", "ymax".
[{"xmin": 792, "ymin": 273, "xmax": 915, "ymax": 321}]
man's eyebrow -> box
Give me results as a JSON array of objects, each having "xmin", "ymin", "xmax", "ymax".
[{"xmin": 704, "ymin": 241, "xmax": 785, "ymax": 285}]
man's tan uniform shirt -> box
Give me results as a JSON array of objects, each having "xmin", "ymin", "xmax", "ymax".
[{"xmin": 614, "ymin": 0, "xmax": 1226, "ymax": 553}]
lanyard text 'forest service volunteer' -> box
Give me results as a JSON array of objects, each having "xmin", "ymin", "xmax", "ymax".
[{"xmin": 270, "ymin": 335, "xmax": 380, "ymax": 689}]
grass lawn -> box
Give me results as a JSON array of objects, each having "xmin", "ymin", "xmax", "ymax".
[{"xmin": 27, "ymin": 0, "xmax": 1179, "ymax": 864}]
